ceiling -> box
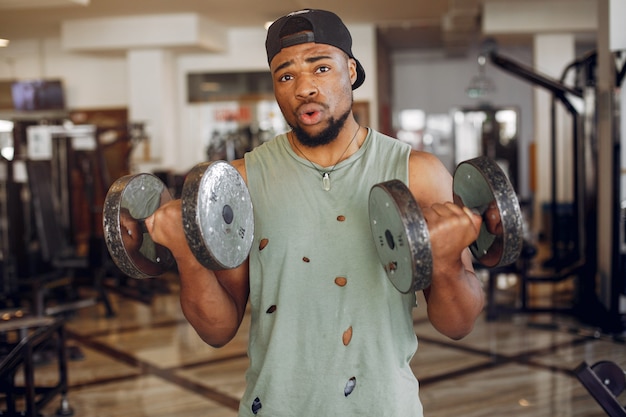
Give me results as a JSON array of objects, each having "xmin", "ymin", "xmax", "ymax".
[{"xmin": 0, "ymin": 0, "xmax": 530, "ymax": 55}]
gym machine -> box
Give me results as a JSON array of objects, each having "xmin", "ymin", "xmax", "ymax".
[
  {"xmin": 0, "ymin": 118, "xmax": 120, "ymax": 416},
  {"xmin": 575, "ymin": 360, "xmax": 626, "ymax": 417},
  {"xmin": 484, "ymin": 40, "xmax": 626, "ymax": 334},
  {"xmin": 4, "ymin": 122, "xmax": 114, "ymax": 317},
  {"xmin": 483, "ymin": 39, "xmax": 626, "ymax": 417},
  {"xmin": 0, "ymin": 315, "xmax": 73, "ymax": 417}
]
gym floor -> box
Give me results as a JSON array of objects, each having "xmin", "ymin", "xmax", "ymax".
[{"xmin": 6, "ymin": 270, "xmax": 626, "ymax": 417}]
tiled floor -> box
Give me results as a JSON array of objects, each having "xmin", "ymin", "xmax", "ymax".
[{"xmin": 3, "ymin": 273, "xmax": 626, "ymax": 417}]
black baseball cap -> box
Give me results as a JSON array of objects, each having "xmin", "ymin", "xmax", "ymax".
[{"xmin": 265, "ymin": 9, "xmax": 366, "ymax": 90}]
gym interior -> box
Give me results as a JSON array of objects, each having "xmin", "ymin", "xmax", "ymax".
[{"xmin": 0, "ymin": 1, "xmax": 625, "ymax": 416}]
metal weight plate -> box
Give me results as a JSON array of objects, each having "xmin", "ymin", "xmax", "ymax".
[
  {"xmin": 369, "ymin": 180, "xmax": 433, "ymax": 293},
  {"xmin": 181, "ymin": 161, "xmax": 254, "ymax": 270},
  {"xmin": 453, "ymin": 156, "xmax": 523, "ymax": 267},
  {"xmin": 103, "ymin": 173, "xmax": 176, "ymax": 279}
]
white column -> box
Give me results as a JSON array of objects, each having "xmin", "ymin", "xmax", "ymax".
[
  {"xmin": 531, "ymin": 34, "xmax": 575, "ymax": 229},
  {"xmin": 596, "ymin": 0, "xmax": 624, "ymax": 310},
  {"xmin": 127, "ymin": 49, "xmax": 177, "ymax": 171}
]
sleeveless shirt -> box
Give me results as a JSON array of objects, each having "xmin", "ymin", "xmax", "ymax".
[{"xmin": 241, "ymin": 128, "xmax": 422, "ymax": 417}]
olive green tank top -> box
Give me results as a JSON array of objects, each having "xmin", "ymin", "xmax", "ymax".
[{"xmin": 241, "ymin": 128, "xmax": 422, "ymax": 416}]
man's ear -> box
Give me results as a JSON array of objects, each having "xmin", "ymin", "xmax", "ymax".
[{"xmin": 349, "ymin": 58, "xmax": 358, "ymax": 87}]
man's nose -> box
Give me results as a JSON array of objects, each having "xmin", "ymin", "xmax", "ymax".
[{"xmin": 295, "ymin": 75, "xmax": 318, "ymax": 99}]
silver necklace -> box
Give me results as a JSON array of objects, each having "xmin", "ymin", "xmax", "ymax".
[{"xmin": 291, "ymin": 125, "xmax": 360, "ymax": 191}]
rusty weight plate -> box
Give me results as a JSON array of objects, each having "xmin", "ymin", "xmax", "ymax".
[
  {"xmin": 103, "ymin": 173, "xmax": 175, "ymax": 279},
  {"xmin": 181, "ymin": 161, "xmax": 254, "ymax": 270},
  {"xmin": 453, "ymin": 156, "xmax": 523, "ymax": 267},
  {"xmin": 369, "ymin": 180, "xmax": 433, "ymax": 293}
]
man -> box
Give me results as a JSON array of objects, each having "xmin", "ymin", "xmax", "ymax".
[{"xmin": 147, "ymin": 9, "xmax": 484, "ymax": 416}]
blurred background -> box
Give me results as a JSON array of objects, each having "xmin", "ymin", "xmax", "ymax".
[{"xmin": 0, "ymin": 1, "xmax": 624, "ymax": 416}]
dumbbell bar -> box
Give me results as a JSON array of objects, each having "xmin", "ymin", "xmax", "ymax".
[
  {"xmin": 369, "ymin": 156, "xmax": 524, "ymax": 293},
  {"xmin": 103, "ymin": 161, "xmax": 254, "ymax": 279}
]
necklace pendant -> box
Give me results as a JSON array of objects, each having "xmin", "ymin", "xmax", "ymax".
[{"xmin": 322, "ymin": 172, "xmax": 331, "ymax": 191}]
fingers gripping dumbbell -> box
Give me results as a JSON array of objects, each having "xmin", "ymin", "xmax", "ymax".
[
  {"xmin": 103, "ymin": 161, "xmax": 254, "ymax": 279},
  {"xmin": 369, "ymin": 156, "xmax": 523, "ymax": 293}
]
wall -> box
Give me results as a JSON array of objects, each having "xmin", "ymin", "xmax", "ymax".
[{"xmin": 0, "ymin": 38, "xmax": 127, "ymax": 108}]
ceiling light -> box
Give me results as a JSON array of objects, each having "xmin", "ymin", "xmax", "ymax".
[
  {"xmin": 466, "ymin": 54, "xmax": 496, "ymax": 98},
  {"xmin": 0, "ymin": 39, "xmax": 9, "ymax": 47}
]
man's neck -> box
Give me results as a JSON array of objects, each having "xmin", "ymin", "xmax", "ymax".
[{"xmin": 290, "ymin": 121, "xmax": 363, "ymax": 168}]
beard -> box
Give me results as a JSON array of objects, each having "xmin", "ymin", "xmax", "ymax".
[{"xmin": 290, "ymin": 106, "xmax": 351, "ymax": 148}]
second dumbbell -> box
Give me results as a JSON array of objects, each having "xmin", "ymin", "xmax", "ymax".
[{"xmin": 102, "ymin": 160, "xmax": 254, "ymax": 279}]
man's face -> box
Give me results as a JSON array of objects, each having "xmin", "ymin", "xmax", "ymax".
[{"xmin": 270, "ymin": 41, "xmax": 357, "ymax": 147}]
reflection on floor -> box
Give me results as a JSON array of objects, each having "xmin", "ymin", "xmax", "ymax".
[{"xmin": 3, "ymin": 273, "xmax": 626, "ymax": 417}]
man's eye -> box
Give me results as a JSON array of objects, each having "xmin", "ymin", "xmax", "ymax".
[
  {"xmin": 316, "ymin": 66, "xmax": 330, "ymax": 74},
  {"xmin": 278, "ymin": 74, "xmax": 293, "ymax": 82}
]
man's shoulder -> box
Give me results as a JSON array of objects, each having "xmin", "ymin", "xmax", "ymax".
[
  {"xmin": 368, "ymin": 128, "xmax": 411, "ymax": 150},
  {"xmin": 249, "ymin": 133, "xmax": 286, "ymax": 155}
]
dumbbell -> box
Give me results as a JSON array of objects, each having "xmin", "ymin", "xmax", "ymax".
[
  {"xmin": 102, "ymin": 160, "xmax": 254, "ymax": 279},
  {"xmin": 369, "ymin": 156, "xmax": 523, "ymax": 293}
]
